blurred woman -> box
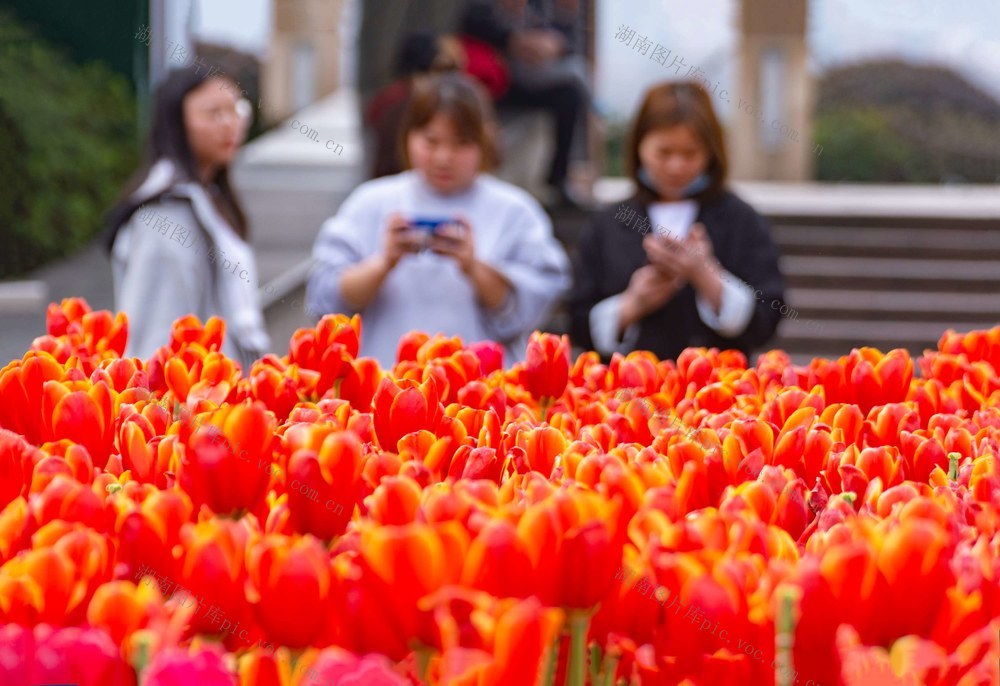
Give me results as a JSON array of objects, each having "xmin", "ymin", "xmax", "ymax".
[
  {"xmin": 105, "ymin": 64, "xmax": 269, "ymax": 370},
  {"xmin": 307, "ymin": 72, "xmax": 570, "ymax": 368},
  {"xmin": 569, "ymin": 81, "xmax": 785, "ymax": 362}
]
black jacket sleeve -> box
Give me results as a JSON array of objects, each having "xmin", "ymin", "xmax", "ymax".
[{"xmin": 711, "ymin": 196, "xmax": 786, "ymax": 351}]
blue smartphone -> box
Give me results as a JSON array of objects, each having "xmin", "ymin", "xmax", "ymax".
[{"xmin": 409, "ymin": 217, "xmax": 456, "ymax": 234}]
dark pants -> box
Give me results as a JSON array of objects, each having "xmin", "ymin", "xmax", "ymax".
[{"xmin": 499, "ymin": 79, "xmax": 585, "ymax": 188}]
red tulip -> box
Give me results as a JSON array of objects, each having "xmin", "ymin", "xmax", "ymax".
[
  {"xmin": 523, "ymin": 332, "xmax": 570, "ymax": 401},
  {"xmin": 0, "ymin": 623, "xmax": 136, "ymax": 686},
  {"xmin": 292, "ymin": 648, "xmax": 409, "ymax": 686},
  {"xmin": 144, "ymin": 646, "xmax": 235, "ymax": 686},
  {"xmin": 469, "ymin": 340, "xmax": 505, "ymax": 375},
  {"xmin": 372, "ymin": 376, "xmax": 445, "ymax": 451}
]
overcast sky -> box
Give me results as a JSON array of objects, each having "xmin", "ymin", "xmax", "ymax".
[
  {"xmin": 596, "ymin": 0, "xmax": 1000, "ymax": 121},
  {"xmin": 184, "ymin": 0, "xmax": 1000, "ymax": 120}
]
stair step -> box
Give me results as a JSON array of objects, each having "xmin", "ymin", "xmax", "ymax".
[
  {"xmin": 774, "ymin": 317, "xmax": 996, "ymax": 354},
  {"xmin": 782, "ymin": 256, "xmax": 1000, "ymax": 292},
  {"xmin": 772, "ymin": 225, "xmax": 1000, "ymax": 259},
  {"xmin": 785, "ymin": 288, "xmax": 1000, "ymax": 321},
  {"xmin": 764, "ymin": 214, "xmax": 998, "ymax": 231}
]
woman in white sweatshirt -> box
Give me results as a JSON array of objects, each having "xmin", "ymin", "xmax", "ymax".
[
  {"xmin": 104, "ymin": 64, "xmax": 269, "ymax": 370},
  {"xmin": 306, "ymin": 72, "xmax": 570, "ymax": 368}
]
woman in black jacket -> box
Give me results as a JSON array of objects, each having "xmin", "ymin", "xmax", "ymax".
[{"xmin": 569, "ymin": 81, "xmax": 785, "ymax": 362}]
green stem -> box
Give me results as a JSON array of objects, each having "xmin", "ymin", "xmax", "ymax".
[
  {"xmin": 589, "ymin": 643, "xmax": 602, "ymax": 685},
  {"xmin": 540, "ymin": 396, "xmax": 553, "ymax": 423},
  {"xmin": 600, "ymin": 652, "xmax": 621, "ymax": 686},
  {"xmin": 948, "ymin": 451, "xmax": 960, "ymax": 482},
  {"xmin": 541, "ymin": 630, "xmax": 561, "ymax": 686},
  {"xmin": 416, "ymin": 646, "xmax": 432, "ymax": 684},
  {"xmin": 566, "ymin": 612, "xmax": 590, "ymax": 686},
  {"xmin": 775, "ymin": 587, "xmax": 800, "ymax": 686},
  {"xmin": 131, "ymin": 633, "xmax": 153, "ymax": 686}
]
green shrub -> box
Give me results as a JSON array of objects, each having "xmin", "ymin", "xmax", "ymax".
[
  {"xmin": 814, "ymin": 108, "xmax": 920, "ymax": 182},
  {"xmin": 815, "ymin": 61, "xmax": 1000, "ymax": 183},
  {"xmin": 0, "ymin": 10, "xmax": 137, "ymax": 279}
]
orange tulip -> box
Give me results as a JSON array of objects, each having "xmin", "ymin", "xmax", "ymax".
[
  {"xmin": 432, "ymin": 590, "xmax": 564, "ymax": 686},
  {"xmin": 0, "ymin": 429, "xmax": 42, "ymax": 508},
  {"xmin": 177, "ymin": 401, "xmax": 276, "ymax": 515},
  {"xmin": 513, "ymin": 425, "xmax": 567, "ymax": 478},
  {"xmin": 0, "ymin": 528, "xmax": 107, "ymax": 626},
  {"xmin": 113, "ymin": 489, "xmax": 192, "ymax": 585},
  {"xmin": 175, "ymin": 518, "xmax": 253, "ymax": 638},
  {"xmin": 936, "ymin": 325, "xmax": 1000, "ymax": 372},
  {"xmin": 285, "ymin": 430, "xmax": 362, "ymax": 540},
  {"xmin": 365, "ymin": 475, "xmax": 424, "ymax": 525},
  {"xmin": 0, "ymin": 352, "xmax": 71, "ymax": 446},
  {"xmin": 247, "ymin": 534, "xmax": 333, "ymax": 648},
  {"xmin": 28, "ymin": 474, "xmax": 104, "ymax": 534},
  {"xmin": 350, "ymin": 520, "xmax": 470, "ymax": 658},
  {"xmin": 289, "ymin": 313, "xmax": 362, "ymax": 364},
  {"xmin": 32, "ymin": 298, "xmax": 128, "ymax": 373},
  {"xmin": 247, "ymin": 361, "xmax": 301, "ymax": 421},
  {"xmin": 461, "ymin": 518, "xmax": 534, "ymax": 598},
  {"xmin": 87, "ymin": 579, "xmax": 163, "ymax": 646}
]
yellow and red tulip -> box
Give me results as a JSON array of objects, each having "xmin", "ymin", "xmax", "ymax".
[{"xmin": 2, "ymin": 302, "xmax": 999, "ymax": 685}]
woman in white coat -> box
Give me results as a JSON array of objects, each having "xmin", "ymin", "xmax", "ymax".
[{"xmin": 104, "ymin": 64, "xmax": 269, "ymax": 370}]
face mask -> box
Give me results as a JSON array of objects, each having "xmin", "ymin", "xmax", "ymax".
[
  {"xmin": 680, "ymin": 173, "xmax": 710, "ymax": 197},
  {"xmin": 638, "ymin": 167, "xmax": 710, "ymax": 198}
]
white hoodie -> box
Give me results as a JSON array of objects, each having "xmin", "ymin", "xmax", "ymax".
[{"xmin": 110, "ymin": 159, "xmax": 270, "ymax": 370}]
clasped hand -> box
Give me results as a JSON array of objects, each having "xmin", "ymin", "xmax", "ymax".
[
  {"xmin": 383, "ymin": 214, "xmax": 476, "ymax": 274},
  {"xmin": 641, "ymin": 223, "xmax": 717, "ymax": 282},
  {"xmin": 621, "ymin": 223, "xmax": 718, "ymax": 321}
]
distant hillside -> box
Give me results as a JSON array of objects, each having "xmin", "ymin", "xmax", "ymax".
[{"xmin": 815, "ymin": 60, "xmax": 1000, "ymax": 183}]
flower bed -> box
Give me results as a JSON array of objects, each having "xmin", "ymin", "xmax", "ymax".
[{"xmin": 0, "ymin": 297, "xmax": 998, "ymax": 685}]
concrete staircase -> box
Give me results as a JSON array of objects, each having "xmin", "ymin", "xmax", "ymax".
[{"xmin": 772, "ymin": 214, "xmax": 1000, "ymax": 363}]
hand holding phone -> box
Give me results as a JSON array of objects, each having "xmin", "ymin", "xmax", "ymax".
[
  {"xmin": 409, "ymin": 217, "xmax": 462, "ymax": 251},
  {"xmin": 423, "ymin": 217, "xmax": 475, "ymax": 273},
  {"xmin": 409, "ymin": 217, "xmax": 456, "ymax": 234}
]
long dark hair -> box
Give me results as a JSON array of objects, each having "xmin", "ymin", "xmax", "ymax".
[{"xmin": 104, "ymin": 64, "xmax": 249, "ymax": 252}]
